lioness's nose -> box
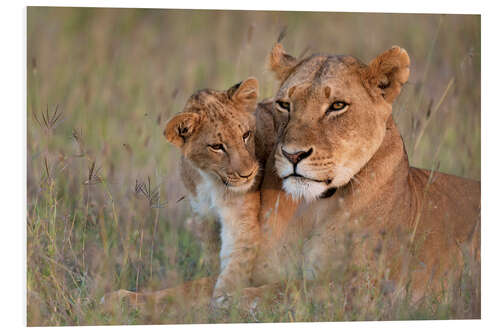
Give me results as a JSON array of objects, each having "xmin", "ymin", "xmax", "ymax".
[{"xmin": 281, "ymin": 147, "xmax": 313, "ymax": 165}]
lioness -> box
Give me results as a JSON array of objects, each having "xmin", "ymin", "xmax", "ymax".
[
  {"xmin": 104, "ymin": 44, "xmax": 480, "ymax": 313},
  {"xmin": 250, "ymin": 44, "xmax": 480, "ymax": 303},
  {"xmin": 163, "ymin": 77, "xmax": 264, "ymax": 301}
]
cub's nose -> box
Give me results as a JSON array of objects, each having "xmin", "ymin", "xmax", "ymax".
[{"xmin": 281, "ymin": 147, "xmax": 313, "ymax": 165}]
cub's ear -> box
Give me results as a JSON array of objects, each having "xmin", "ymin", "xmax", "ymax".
[
  {"xmin": 362, "ymin": 46, "xmax": 410, "ymax": 104},
  {"xmin": 164, "ymin": 112, "xmax": 201, "ymax": 147},
  {"xmin": 227, "ymin": 77, "xmax": 259, "ymax": 110},
  {"xmin": 269, "ymin": 43, "xmax": 298, "ymax": 82}
]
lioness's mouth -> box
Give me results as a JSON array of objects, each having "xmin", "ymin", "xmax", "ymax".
[
  {"xmin": 283, "ymin": 173, "xmax": 331, "ymax": 184},
  {"xmin": 320, "ymin": 187, "xmax": 337, "ymax": 199}
]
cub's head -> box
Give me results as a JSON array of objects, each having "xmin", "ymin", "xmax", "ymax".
[
  {"xmin": 164, "ymin": 78, "xmax": 260, "ymax": 192},
  {"xmin": 269, "ymin": 43, "xmax": 410, "ymax": 201}
]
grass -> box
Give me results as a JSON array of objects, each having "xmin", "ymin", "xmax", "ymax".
[{"xmin": 27, "ymin": 7, "xmax": 480, "ymax": 326}]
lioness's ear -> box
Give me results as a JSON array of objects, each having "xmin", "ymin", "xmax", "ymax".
[
  {"xmin": 227, "ymin": 77, "xmax": 259, "ymax": 110},
  {"xmin": 164, "ymin": 112, "xmax": 201, "ymax": 147},
  {"xmin": 362, "ymin": 46, "xmax": 410, "ymax": 104},
  {"xmin": 269, "ymin": 43, "xmax": 298, "ymax": 82}
]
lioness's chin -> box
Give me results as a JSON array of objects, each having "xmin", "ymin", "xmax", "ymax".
[{"xmin": 282, "ymin": 177, "xmax": 329, "ymax": 202}]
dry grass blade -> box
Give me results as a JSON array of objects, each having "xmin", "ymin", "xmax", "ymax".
[
  {"xmin": 411, "ymin": 139, "xmax": 444, "ymax": 244},
  {"xmin": 413, "ymin": 77, "xmax": 455, "ymax": 153},
  {"xmin": 413, "ymin": 16, "xmax": 443, "ymax": 118},
  {"xmin": 83, "ymin": 161, "xmax": 103, "ymax": 185},
  {"xmin": 50, "ymin": 104, "xmax": 64, "ymax": 127},
  {"xmin": 39, "ymin": 155, "xmax": 69, "ymax": 187},
  {"xmin": 426, "ymin": 99, "xmax": 434, "ymax": 119},
  {"xmin": 33, "ymin": 104, "xmax": 64, "ymax": 132},
  {"xmin": 72, "ymin": 128, "xmax": 86, "ymax": 157},
  {"xmin": 277, "ymin": 26, "xmax": 287, "ymax": 43},
  {"xmin": 32, "ymin": 109, "xmax": 43, "ymax": 129},
  {"xmin": 37, "ymin": 156, "xmax": 53, "ymax": 187},
  {"xmin": 44, "ymin": 156, "xmax": 50, "ymax": 180},
  {"xmin": 135, "ymin": 177, "xmax": 167, "ymax": 208}
]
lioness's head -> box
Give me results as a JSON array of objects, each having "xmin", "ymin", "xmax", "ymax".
[
  {"xmin": 269, "ymin": 44, "xmax": 410, "ymax": 201},
  {"xmin": 164, "ymin": 78, "xmax": 260, "ymax": 192}
]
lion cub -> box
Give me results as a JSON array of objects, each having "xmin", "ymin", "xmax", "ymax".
[{"xmin": 164, "ymin": 78, "xmax": 261, "ymax": 302}]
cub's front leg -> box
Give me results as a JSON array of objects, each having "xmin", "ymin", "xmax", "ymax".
[
  {"xmin": 185, "ymin": 214, "xmax": 221, "ymax": 273},
  {"xmin": 212, "ymin": 190, "xmax": 260, "ymax": 302}
]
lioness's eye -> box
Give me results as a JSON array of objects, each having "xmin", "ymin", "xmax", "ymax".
[
  {"xmin": 276, "ymin": 100, "xmax": 291, "ymax": 112},
  {"xmin": 327, "ymin": 101, "xmax": 348, "ymax": 113},
  {"xmin": 208, "ymin": 144, "xmax": 224, "ymax": 152},
  {"xmin": 243, "ymin": 131, "xmax": 251, "ymax": 142}
]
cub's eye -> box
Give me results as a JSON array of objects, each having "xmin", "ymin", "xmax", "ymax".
[
  {"xmin": 276, "ymin": 100, "xmax": 291, "ymax": 112},
  {"xmin": 208, "ymin": 144, "xmax": 224, "ymax": 152},
  {"xmin": 242, "ymin": 130, "xmax": 251, "ymax": 142},
  {"xmin": 327, "ymin": 101, "xmax": 349, "ymax": 113}
]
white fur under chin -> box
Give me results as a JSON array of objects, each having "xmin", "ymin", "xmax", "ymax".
[
  {"xmin": 226, "ymin": 177, "xmax": 255, "ymax": 193},
  {"xmin": 282, "ymin": 177, "xmax": 329, "ymax": 202}
]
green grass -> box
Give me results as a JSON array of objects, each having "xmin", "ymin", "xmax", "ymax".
[{"xmin": 27, "ymin": 7, "xmax": 480, "ymax": 326}]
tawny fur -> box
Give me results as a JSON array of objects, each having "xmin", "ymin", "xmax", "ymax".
[
  {"xmin": 103, "ymin": 44, "xmax": 480, "ymax": 313},
  {"xmin": 251, "ymin": 44, "xmax": 480, "ymax": 302},
  {"xmin": 164, "ymin": 78, "xmax": 264, "ymax": 300}
]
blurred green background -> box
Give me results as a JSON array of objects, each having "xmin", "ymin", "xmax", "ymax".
[{"xmin": 27, "ymin": 7, "xmax": 480, "ymax": 325}]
